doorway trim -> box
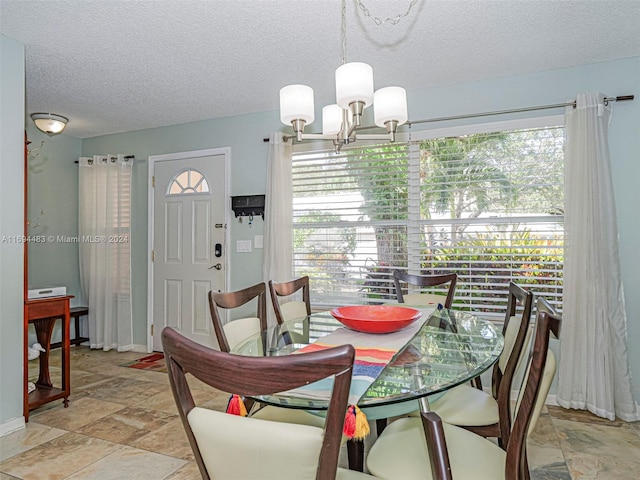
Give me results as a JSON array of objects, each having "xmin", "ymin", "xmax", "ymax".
[{"xmin": 147, "ymin": 147, "xmax": 231, "ymax": 352}]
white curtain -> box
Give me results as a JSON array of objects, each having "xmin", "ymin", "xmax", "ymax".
[
  {"xmin": 559, "ymin": 92, "xmax": 639, "ymax": 421},
  {"xmin": 78, "ymin": 154, "xmax": 133, "ymax": 351},
  {"xmin": 262, "ymin": 133, "xmax": 293, "ymax": 324}
]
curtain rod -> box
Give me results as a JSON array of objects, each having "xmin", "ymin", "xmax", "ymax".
[
  {"xmin": 74, "ymin": 155, "xmax": 135, "ymax": 164},
  {"xmin": 263, "ymin": 94, "xmax": 634, "ymax": 142},
  {"xmin": 405, "ymin": 94, "xmax": 634, "ymax": 127}
]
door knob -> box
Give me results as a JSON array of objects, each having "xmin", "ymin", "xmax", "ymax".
[{"xmin": 208, "ymin": 263, "xmax": 222, "ymax": 270}]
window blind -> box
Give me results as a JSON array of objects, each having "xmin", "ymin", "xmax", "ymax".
[{"xmin": 292, "ymin": 125, "xmax": 564, "ymax": 318}]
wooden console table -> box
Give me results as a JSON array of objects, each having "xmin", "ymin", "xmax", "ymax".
[
  {"xmin": 23, "ymin": 295, "xmax": 73, "ymax": 421},
  {"xmin": 50, "ymin": 306, "xmax": 89, "ymax": 349}
]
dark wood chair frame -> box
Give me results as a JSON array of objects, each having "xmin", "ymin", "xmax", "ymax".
[
  {"xmin": 420, "ymin": 307, "xmax": 561, "ymax": 480},
  {"xmin": 461, "ymin": 281, "xmax": 534, "ymax": 447},
  {"xmin": 208, "ymin": 282, "xmax": 267, "ymax": 353},
  {"xmin": 162, "ymin": 327, "xmax": 355, "ymax": 480},
  {"xmin": 535, "ymin": 296, "xmax": 556, "ymax": 317},
  {"xmin": 268, "ymin": 276, "xmax": 311, "ymax": 325},
  {"xmin": 393, "ymin": 270, "xmax": 458, "ymax": 308}
]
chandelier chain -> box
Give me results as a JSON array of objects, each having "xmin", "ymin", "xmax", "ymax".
[
  {"xmin": 341, "ymin": 0, "xmax": 347, "ymax": 64},
  {"xmin": 356, "ymin": 0, "xmax": 420, "ymax": 26},
  {"xmin": 279, "ymin": 0, "xmax": 410, "ymax": 152}
]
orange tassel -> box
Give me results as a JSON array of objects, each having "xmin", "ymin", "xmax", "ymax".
[
  {"xmin": 343, "ymin": 405, "xmax": 356, "ymax": 438},
  {"xmin": 353, "ymin": 405, "xmax": 370, "ymax": 440},
  {"xmin": 225, "ymin": 394, "xmax": 248, "ymax": 416},
  {"xmin": 343, "ymin": 405, "xmax": 369, "ymax": 440}
]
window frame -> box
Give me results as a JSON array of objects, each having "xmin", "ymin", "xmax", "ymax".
[{"xmin": 291, "ymin": 114, "xmax": 565, "ymax": 317}]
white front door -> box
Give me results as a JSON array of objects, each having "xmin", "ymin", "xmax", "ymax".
[{"xmin": 149, "ymin": 148, "xmax": 229, "ymax": 351}]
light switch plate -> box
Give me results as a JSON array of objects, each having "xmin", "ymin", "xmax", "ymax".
[
  {"xmin": 254, "ymin": 235, "xmax": 264, "ymax": 249},
  {"xmin": 236, "ymin": 240, "xmax": 252, "ymax": 253}
]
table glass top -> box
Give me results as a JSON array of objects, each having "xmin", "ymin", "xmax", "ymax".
[{"xmin": 231, "ymin": 307, "xmax": 503, "ymax": 410}]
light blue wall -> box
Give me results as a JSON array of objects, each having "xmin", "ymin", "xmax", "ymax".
[
  {"xmin": 24, "ymin": 124, "xmax": 82, "ymax": 345},
  {"xmin": 0, "ymin": 35, "xmax": 25, "ymax": 429},
  {"xmin": 25, "ymin": 125, "xmax": 82, "ymax": 300},
  {"xmin": 81, "ymin": 112, "xmax": 275, "ymax": 343},
  {"xmin": 28, "ymin": 56, "xmax": 640, "ymax": 404}
]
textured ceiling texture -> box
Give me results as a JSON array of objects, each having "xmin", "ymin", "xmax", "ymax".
[{"xmin": 1, "ymin": 0, "xmax": 639, "ymax": 139}]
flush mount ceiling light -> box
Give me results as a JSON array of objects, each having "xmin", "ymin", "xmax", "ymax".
[
  {"xmin": 279, "ymin": 0, "xmax": 417, "ymax": 153},
  {"xmin": 31, "ymin": 113, "xmax": 68, "ymax": 136}
]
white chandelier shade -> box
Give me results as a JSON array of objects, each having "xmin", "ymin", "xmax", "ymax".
[
  {"xmin": 279, "ymin": 64, "xmax": 409, "ymax": 149},
  {"xmin": 322, "ymin": 104, "xmax": 344, "ymax": 135},
  {"xmin": 335, "ymin": 62, "xmax": 374, "ymax": 110},
  {"xmin": 374, "ymin": 86, "xmax": 408, "ymax": 128},
  {"xmin": 280, "ymin": 85, "xmax": 315, "ymax": 125}
]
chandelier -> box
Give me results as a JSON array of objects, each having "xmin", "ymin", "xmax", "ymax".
[{"xmin": 279, "ymin": 0, "xmax": 416, "ymax": 153}]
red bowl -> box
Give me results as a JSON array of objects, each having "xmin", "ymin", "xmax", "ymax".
[{"xmin": 329, "ymin": 305, "xmax": 423, "ymax": 334}]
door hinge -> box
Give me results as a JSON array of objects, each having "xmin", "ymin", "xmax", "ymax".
[
  {"xmin": 151, "ymin": 324, "xmax": 154, "ymax": 336},
  {"xmin": 151, "ymin": 250, "xmax": 155, "ymax": 262},
  {"xmin": 152, "ymin": 175, "xmax": 155, "ymax": 187}
]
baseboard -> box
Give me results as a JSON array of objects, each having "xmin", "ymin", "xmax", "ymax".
[
  {"xmin": 0, "ymin": 416, "xmax": 25, "ymax": 437},
  {"xmin": 131, "ymin": 343, "xmax": 148, "ymax": 353},
  {"xmin": 114, "ymin": 343, "xmax": 148, "ymax": 353},
  {"xmin": 544, "ymin": 394, "xmax": 559, "ymax": 406}
]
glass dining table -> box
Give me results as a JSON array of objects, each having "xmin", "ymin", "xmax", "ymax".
[{"xmin": 231, "ymin": 306, "xmax": 504, "ymax": 470}]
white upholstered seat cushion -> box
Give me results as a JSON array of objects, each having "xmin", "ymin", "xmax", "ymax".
[
  {"xmin": 188, "ymin": 407, "xmax": 377, "ymax": 479},
  {"xmin": 369, "ymin": 352, "xmax": 559, "ymax": 480},
  {"xmin": 367, "ymin": 417, "xmax": 506, "ymax": 480},
  {"xmin": 223, "ymin": 316, "xmax": 261, "ymax": 351},
  {"xmin": 499, "ymin": 315, "xmax": 529, "ymax": 373},
  {"xmin": 412, "ymin": 383, "xmax": 499, "ymax": 426},
  {"xmin": 280, "ymin": 300, "xmax": 309, "ymax": 322},
  {"xmin": 251, "ymin": 404, "xmax": 326, "ymax": 428},
  {"xmin": 516, "ymin": 349, "xmax": 557, "ymax": 435},
  {"xmin": 189, "ymin": 407, "xmax": 322, "ymax": 479},
  {"xmin": 337, "ymin": 468, "xmax": 380, "ymax": 479},
  {"xmin": 254, "ymin": 407, "xmax": 354, "ymax": 446},
  {"xmin": 401, "ymin": 293, "xmax": 447, "ymax": 306}
]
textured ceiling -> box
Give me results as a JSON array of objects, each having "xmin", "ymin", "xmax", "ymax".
[{"xmin": 1, "ymin": 0, "xmax": 639, "ymax": 139}]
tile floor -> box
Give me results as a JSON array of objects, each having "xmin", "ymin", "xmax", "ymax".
[{"xmin": 1, "ymin": 346, "xmax": 639, "ymax": 479}]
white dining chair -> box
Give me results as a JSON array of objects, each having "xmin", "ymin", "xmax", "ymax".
[
  {"xmin": 208, "ymin": 282, "xmax": 325, "ymax": 428},
  {"xmin": 393, "ymin": 271, "xmax": 458, "ymax": 308},
  {"xmin": 162, "ymin": 327, "xmax": 378, "ymax": 480},
  {"xmin": 268, "ymin": 276, "xmax": 312, "ymax": 324},
  {"xmin": 365, "ymin": 302, "xmax": 561, "ymax": 480},
  {"xmin": 409, "ymin": 281, "xmax": 534, "ymax": 448}
]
